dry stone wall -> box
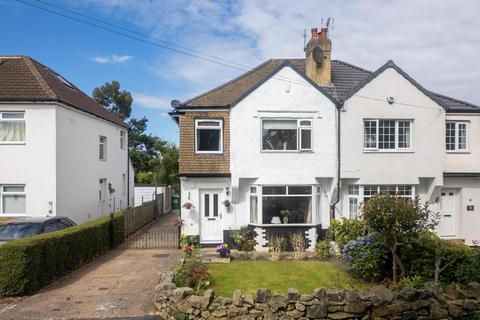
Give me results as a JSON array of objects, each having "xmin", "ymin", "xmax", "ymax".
[{"xmin": 155, "ymin": 272, "xmax": 480, "ymax": 319}]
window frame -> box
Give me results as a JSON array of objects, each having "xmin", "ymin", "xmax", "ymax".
[
  {"xmin": 363, "ymin": 119, "xmax": 413, "ymax": 152},
  {"xmin": 194, "ymin": 119, "xmax": 223, "ymax": 154},
  {"xmin": 0, "ymin": 111, "xmax": 26, "ymax": 144},
  {"xmin": 99, "ymin": 136, "xmax": 107, "ymax": 160},
  {"xmin": 446, "ymin": 121, "xmax": 469, "ymax": 152},
  {"xmin": 261, "ymin": 118, "xmax": 313, "ymax": 153},
  {"xmin": 0, "ymin": 184, "xmax": 26, "ymax": 215},
  {"xmin": 120, "ymin": 130, "xmax": 126, "ymax": 150}
]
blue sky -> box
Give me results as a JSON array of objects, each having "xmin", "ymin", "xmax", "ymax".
[{"xmin": 1, "ymin": 0, "xmax": 479, "ymax": 145}]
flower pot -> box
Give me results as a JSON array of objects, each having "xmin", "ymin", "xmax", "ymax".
[{"xmin": 283, "ymin": 217, "xmax": 288, "ymax": 224}]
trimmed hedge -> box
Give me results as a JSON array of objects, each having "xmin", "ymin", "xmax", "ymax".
[{"xmin": 0, "ymin": 212, "xmax": 125, "ymax": 297}]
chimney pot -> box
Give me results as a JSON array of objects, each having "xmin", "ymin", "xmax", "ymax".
[
  {"xmin": 311, "ymin": 28, "xmax": 318, "ymax": 39},
  {"xmin": 319, "ymin": 27, "xmax": 328, "ymax": 40}
]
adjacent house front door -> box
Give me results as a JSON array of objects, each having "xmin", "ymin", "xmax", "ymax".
[
  {"xmin": 438, "ymin": 189, "xmax": 457, "ymax": 237},
  {"xmin": 200, "ymin": 189, "xmax": 223, "ymax": 243}
]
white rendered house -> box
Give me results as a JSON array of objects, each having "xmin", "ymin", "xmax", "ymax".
[
  {"xmin": 0, "ymin": 56, "xmax": 134, "ymax": 223},
  {"xmin": 171, "ymin": 27, "xmax": 480, "ymax": 248}
]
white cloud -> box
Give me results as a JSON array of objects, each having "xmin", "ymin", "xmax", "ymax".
[
  {"xmin": 91, "ymin": 54, "xmax": 133, "ymax": 64},
  {"xmin": 80, "ymin": 0, "xmax": 480, "ymax": 104},
  {"xmin": 132, "ymin": 92, "xmax": 169, "ymax": 110}
]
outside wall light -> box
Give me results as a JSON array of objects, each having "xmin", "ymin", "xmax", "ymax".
[{"xmin": 226, "ymin": 187, "xmax": 230, "ymax": 197}]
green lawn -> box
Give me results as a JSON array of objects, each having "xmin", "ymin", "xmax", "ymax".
[{"xmin": 208, "ymin": 260, "xmax": 369, "ymax": 297}]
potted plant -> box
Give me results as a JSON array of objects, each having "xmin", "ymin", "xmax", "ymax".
[
  {"xmin": 223, "ymin": 199, "xmax": 231, "ymax": 212},
  {"xmin": 216, "ymin": 243, "xmax": 231, "ymax": 258},
  {"xmin": 280, "ymin": 209, "xmax": 290, "ymax": 224},
  {"xmin": 182, "ymin": 202, "xmax": 195, "ymax": 210}
]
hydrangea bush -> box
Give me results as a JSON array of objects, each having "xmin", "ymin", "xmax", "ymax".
[{"xmin": 342, "ymin": 233, "xmax": 389, "ymax": 281}]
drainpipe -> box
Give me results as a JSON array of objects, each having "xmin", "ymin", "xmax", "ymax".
[
  {"xmin": 329, "ymin": 102, "xmax": 342, "ymax": 222},
  {"xmin": 127, "ymin": 127, "xmax": 130, "ymax": 208}
]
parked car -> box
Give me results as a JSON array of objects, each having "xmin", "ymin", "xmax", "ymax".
[{"xmin": 0, "ymin": 217, "xmax": 76, "ymax": 246}]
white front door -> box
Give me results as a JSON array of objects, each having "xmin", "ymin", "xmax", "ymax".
[
  {"xmin": 98, "ymin": 178, "xmax": 108, "ymax": 216},
  {"xmin": 200, "ymin": 189, "xmax": 223, "ymax": 243},
  {"xmin": 438, "ymin": 189, "xmax": 457, "ymax": 237}
]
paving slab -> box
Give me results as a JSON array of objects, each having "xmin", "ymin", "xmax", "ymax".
[{"xmin": 0, "ymin": 211, "xmax": 181, "ymax": 320}]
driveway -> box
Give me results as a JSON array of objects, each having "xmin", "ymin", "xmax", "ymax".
[{"xmin": 0, "ymin": 211, "xmax": 181, "ymax": 320}]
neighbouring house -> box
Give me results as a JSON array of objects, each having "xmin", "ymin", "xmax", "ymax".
[
  {"xmin": 0, "ymin": 55, "xmax": 134, "ymax": 223},
  {"xmin": 134, "ymin": 183, "xmax": 173, "ymax": 213},
  {"xmin": 170, "ymin": 27, "xmax": 480, "ymax": 249}
]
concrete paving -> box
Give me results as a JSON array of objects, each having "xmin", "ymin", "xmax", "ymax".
[{"xmin": 0, "ymin": 211, "xmax": 181, "ymax": 320}]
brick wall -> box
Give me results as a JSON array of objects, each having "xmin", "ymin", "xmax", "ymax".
[{"xmin": 179, "ymin": 111, "xmax": 230, "ymax": 175}]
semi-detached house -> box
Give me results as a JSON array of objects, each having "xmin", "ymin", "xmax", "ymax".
[
  {"xmin": 0, "ymin": 56, "xmax": 134, "ymax": 224},
  {"xmin": 171, "ymin": 27, "xmax": 480, "ymax": 249}
]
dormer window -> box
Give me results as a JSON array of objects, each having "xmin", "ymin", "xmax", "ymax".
[
  {"xmin": 195, "ymin": 119, "xmax": 223, "ymax": 154},
  {"xmin": 261, "ymin": 119, "xmax": 312, "ymax": 152}
]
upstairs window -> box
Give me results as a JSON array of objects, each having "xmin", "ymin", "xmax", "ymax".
[
  {"xmin": 262, "ymin": 119, "xmax": 312, "ymax": 151},
  {"xmin": 99, "ymin": 136, "xmax": 107, "ymax": 160},
  {"xmin": 446, "ymin": 121, "xmax": 468, "ymax": 152},
  {"xmin": 120, "ymin": 130, "xmax": 126, "ymax": 150},
  {"xmin": 364, "ymin": 119, "xmax": 411, "ymax": 151},
  {"xmin": 195, "ymin": 119, "xmax": 223, "ymax": 154},
  {"xmin": 0, "ymin": 112, "xmax": 25, "ymax": 143}
]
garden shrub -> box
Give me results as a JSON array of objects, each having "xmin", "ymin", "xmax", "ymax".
[
  {"xmin": 392, "ymin": 275, "xmax": 424, "ymax": 291},
  {"xmin": 330, "ymin": 218, "xmax": 368, "ymax": 245},
  {"xmin": 455, "ymin": 247, "xmax": 480, "ymax": 284},
  {"xmin": 290, "ymin": 232, "xmax": 306, "ymax": 261},
  {"xmin": 342, "ymin": 233, "xmax": 389, "ymax": 281},
  {"xmin": 315, "ymin": 240, "xmax": 331, "ymax": 258},
  {"xmin": 174, "ymin": 258, "xmax": 210, "ymax": 293},
  {"xmin": 0, "ymin": 212, "xmax": 125, "ymax": 297},
  {"xmin": 268, "ymin": 235, "xmax": 286, "ymax": 261},
  {"xmin": 230, "ymin": 227, "xmax": 256, "ymax": 251}
]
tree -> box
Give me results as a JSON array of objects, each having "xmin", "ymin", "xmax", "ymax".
[
  {"xmin": 93, "ymin": 80, "xmax": 133, "ymax": 120},
  {"xmin": 361, "ymin": 193, "xmax": 438, "ymax": 282}
]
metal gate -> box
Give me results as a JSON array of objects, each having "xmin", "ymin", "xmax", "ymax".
[{"xmin": 123, "ymin": 228, "xmax": 179, "ymax": 249}]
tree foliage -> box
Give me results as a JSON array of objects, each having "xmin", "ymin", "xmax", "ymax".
[
  {"xmin": 361, "ymin": 193, "xmax": 438, "ymax": 282},
  {"xmin": 93, "ymin": 80, "xmax": 133, "ymax": 120}
]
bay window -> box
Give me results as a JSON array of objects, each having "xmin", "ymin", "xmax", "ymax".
[
  {"xmin": 0, "ymin": 112, "xmax": 25, "ymax": 143},
  {"xmin": 262, "ymin": 119, "xmax": 312, "ymax": 152},
  {"xmin": 363, "ymin": 119, "xmax": 411, "ymax": 151},
  {"xmin": 1, "ymin": 185, "xmax": 26, "ymax": 214},
  {"xmin": 347, "ymin": 185, "xmax": 414, "ymax": 218},
  {"xmin": 446, "ymin": 121, "xmax": 468, "ymax": 151},
  {"xmin": 195, "ymin": 119, "xmax": 223, "ymax": 153}
]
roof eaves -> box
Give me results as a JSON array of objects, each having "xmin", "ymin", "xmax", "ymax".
[{"xmin": 340, "ymin": 60, "xmax": 448, "ymax": 110}]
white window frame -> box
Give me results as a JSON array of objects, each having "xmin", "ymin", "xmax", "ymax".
[
  {"xmin": 249, "ymin": 186, "xmax": 258, "ymax": 224},
  {"xmin": 257, "ymin": 185, "xmax": 315, "ymax": 225},
  {"xmin": 0, "ymin": 111, "xmax": 26, "ymax": 144},
  {"xmin": 261, "ymin": 119, "xmax": 313, "ymax": 152},
  {"xmin": 363, "ymin": 119, "xmax": 412, "ymax": 152},
  {"xmin": 346, "ymin": 185, "xmax": 415, "ymax": 218},
  {"xmin": 120, "ymin": 130, "xmax": 126, "ymax": 150},
  {"xmin": 0, "ymin": 184, "xmax": 26, "ymax": 215},
  {"xmin": 195, "ymin": 119, "xmax": 223, "ymax": 154},
  {"xmin": 446, "ymin": 121, "xmax": 469, "ymax": 152},
  {"xmin": 99, "ymin": 136, "xmax": 107, "ymax": 160},
  {"xmin": 347, "ymin": 185, "xmax": 360, "ymax": 219}
]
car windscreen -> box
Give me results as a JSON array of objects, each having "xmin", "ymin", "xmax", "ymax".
[{"xmin": 0, "ymin": 223, "xmax": 43, "ymax": 241}]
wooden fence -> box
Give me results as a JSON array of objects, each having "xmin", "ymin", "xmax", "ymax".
[{"xmin": 124, "ymin": 194, "xmax": 164, "ymax": 236}]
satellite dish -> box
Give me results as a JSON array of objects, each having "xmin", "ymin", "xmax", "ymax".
[{"xmin": 170, "ymin": 99, "xmax": 182, "ymax": 109}]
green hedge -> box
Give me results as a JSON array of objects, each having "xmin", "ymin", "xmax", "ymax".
[{"xmin": 0, "ymin": 212, "xmax": 125, "ymax": 297}]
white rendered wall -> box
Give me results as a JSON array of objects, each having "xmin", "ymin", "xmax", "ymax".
[
  {"xmin": 56, "ymin": 104, "xmax": 130, "ymax": 223},
  {"xmin": 230, "ymin": 66, "xmax": 338, "ymax": 229},
  {"xmin": 0, "ymin": 103, "xmax": 57, "ymax": 217},
  {"xmin": 180, "ymin": 177, "xmax": 230, "ymax": 236},
  {"xmin": 445, "ymin": 114, "xmax": 480, "ymax": 173},
  {"xmin": 341, "ymin": 67, "xmax": 446, "ymax": 194}
]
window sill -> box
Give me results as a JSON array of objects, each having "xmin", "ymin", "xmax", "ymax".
[
  {"xmin": 249, "ymin": 223, "xmax": 321, "ymax": 228},
  {"xmin": 261, "ymin": 150, "xmax": 314, "ymax": 154},
  {"xmin": 0, "ymin": 142, "xmax": 26, "ymax": 145},
  {"xmin": 446, "ymin": 151, "xmax": 470, "ymax": 154},
  {"xmin": 363, "ymin": 149, "xmax": 414, "ymax": 154}
]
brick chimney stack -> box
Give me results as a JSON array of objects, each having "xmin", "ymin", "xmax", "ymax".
[{"xmin": 305, "ymin": 27, "xmax": 332, "ymax": 85}]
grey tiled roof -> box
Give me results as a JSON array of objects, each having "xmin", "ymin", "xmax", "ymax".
[{"xmin": 180, "ymin": 58, "xmax": 479, "ymax": 113}]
